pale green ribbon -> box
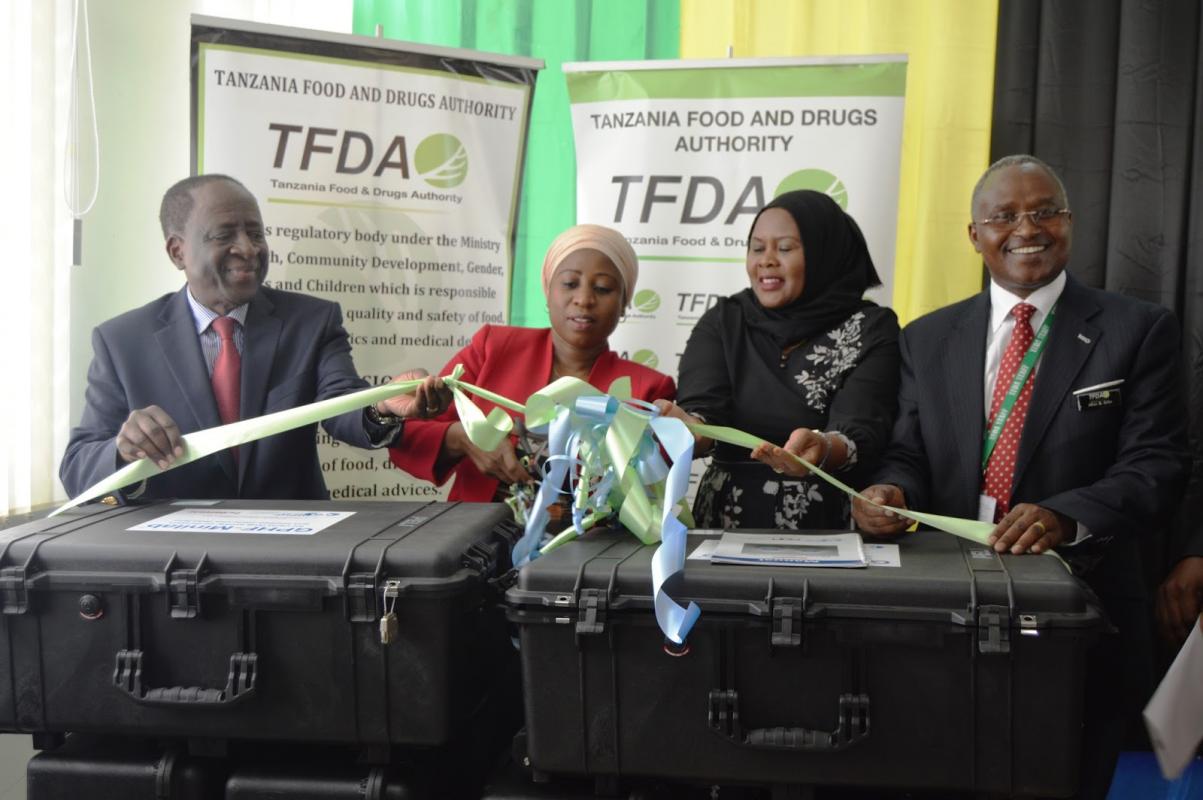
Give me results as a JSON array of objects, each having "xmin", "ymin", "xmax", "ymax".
[
  {"xmin": 444, "ymin": 365, "xmax": 517, "ymax": 452},
  {"xmin": 54, "ymin": 369, "xmax": 1032, "ymax": 561},
  {"xmin": 688, "ymin": 423, "xmax": 996, "ymax": 546},
  {"xmin": 689, "ymin": 424, "xmax": 1068, "ymax": 571},
  {"xmin": 52, "ymin": 379, "xmax": 429, "ymax": 516}
]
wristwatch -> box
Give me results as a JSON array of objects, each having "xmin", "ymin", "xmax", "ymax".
[{"xmin": 365, "ymin": 405, "xmax": 402, "ymax": 427}]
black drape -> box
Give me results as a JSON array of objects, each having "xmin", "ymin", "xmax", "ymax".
[{"xmin": 992, "ymin": 0, "xmax": 1203, "ymax": 592}]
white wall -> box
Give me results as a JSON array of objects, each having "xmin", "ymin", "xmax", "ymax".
[{"xmin": 68, "ymin": 0, "xmax": 352, "ymax": 426}]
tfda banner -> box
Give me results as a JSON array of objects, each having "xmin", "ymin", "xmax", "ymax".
[
  {"xmin": 192, "ymin": 16, "xmax": 540, "ymax": 501},
  {"xmin": 564, "ymin": 56, "xmax": 906, "ymax": 377}
]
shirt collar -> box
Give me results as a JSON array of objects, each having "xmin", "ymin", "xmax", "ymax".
[
  {"xmin": 988, "ymin": 270, "xmax": 1066, "ymax": 333},
  {"xmin": 185, "ymin": 287, "xmax": 249, "ymax": 334}
]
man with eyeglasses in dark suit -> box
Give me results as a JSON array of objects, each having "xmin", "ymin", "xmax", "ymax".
[{"xmin": 852, "ymin": 154, "xmax": 1190, "ymax": 799}]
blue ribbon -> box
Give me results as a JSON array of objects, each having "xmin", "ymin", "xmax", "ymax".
[
  {"xmin": 511, "ymin": 406, "xmax": 572, "ymax": 567},
  {"xmin": 649, "ymin": 415, "xmax": 701, "ymax": 644}
]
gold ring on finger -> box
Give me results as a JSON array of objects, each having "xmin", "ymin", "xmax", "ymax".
[{"xmin": 1032, "ymin": 520, "xmax": 1046, "ymax": 534}]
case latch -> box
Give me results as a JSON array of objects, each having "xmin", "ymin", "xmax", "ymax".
[
  {"xmin": 977, "ymin": 604, "xmax": 1011, "ymax": 654},
  {"xmin": 771, "ymin": 596, "xmax": 804, "ymax": 648},
  {"xmin": 575, "ymin": 588, "xmax": 607, "ymax": 637},
  {"xmin": 462, "ymin": 540, "xmax": 499, "ymax": 576},
  {"xmin": 346, "ymin": 573, "xmax": 378, "ymax": 622},
  {"xmin": 114, "ymin": 649, "xmax": 144, "ymax": 697},
  {"xmin": 0, "ymin": 565, "xmax": 28, "ymax": 615},
  {"xmin": 227, "ymin": 652, "xmax": 258, "ymax": 698},
  {"xmin": 708, "ymin": 689, "xmax": 739, "ymax": 739},
  {"xmin": 168, "ymin": 567, "xmax": 201, "ymax": 619}
]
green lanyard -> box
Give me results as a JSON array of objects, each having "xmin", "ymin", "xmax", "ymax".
[{"xmin": 980, "ymin": 303, "xmax": 1057, "ymax": 472}]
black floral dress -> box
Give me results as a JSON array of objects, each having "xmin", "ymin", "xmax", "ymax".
[{"xmin": 679, "ymin": 298, "xmax": 900, "ymax": 531}]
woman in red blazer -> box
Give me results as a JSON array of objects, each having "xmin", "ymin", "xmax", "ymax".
[{"xmin": 389, "ymin": 225, "xmax": 677, "ymax": 501}]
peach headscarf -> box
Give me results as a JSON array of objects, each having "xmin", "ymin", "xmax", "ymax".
[{"xmin": 540, "ymin": 224, "xmax": 639, "ymax": 309}]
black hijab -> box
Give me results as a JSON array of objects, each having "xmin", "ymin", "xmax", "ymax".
[{"xmin": 734, "ymin": 190, "xmax": 882, "ymax": 348}]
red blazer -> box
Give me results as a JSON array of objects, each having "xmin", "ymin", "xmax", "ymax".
[{"xmin": 390, "ymin": 325, "xmax": 677, "ymax": 501}]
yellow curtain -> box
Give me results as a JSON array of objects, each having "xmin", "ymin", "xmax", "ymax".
[{"xmin": 681, "ymin": 0, "xmax": 997, "ymax": 324}]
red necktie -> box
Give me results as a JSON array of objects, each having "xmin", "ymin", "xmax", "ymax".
[
  {"xmin": 982, "ymin": 302, "xmax": 1037, "ymax": 521},
  {"xmin": 211, "ymin": 316, "xmax": 241, "ymax": 427}
]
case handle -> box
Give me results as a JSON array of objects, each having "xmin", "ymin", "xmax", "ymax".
[
  {"xmin": 113, "ymin": 649, "xmax": 257, "ymax": 707},
  {"xmin": 707, "ymin": 689, "xmax": 869, "ymax": 752}
]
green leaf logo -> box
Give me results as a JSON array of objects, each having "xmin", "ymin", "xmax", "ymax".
[
  {"xmin": 632, "ymin": 349, "xmax": 659, "ymax": 368},
  {"xmin": 774, "ymin": 169, "xmax": 848, "ymax": 209},
  {"xmin": 415, "ymin": 134, "xmax": 468, "ymax": 188},
  {"xmin": 633, "ymin": 289, "xmax": 661, "ymax": 313}
]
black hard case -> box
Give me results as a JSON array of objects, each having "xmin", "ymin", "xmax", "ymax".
[
  {"xmin": 506, "ymin": 529, "xmax": 1106, "ymax": 797},
  {"xmin": 0, "ymin": 500, "xmax": 517, "ymax": 748}
]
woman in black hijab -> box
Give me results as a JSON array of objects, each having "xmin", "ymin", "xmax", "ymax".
[{"xmin": 657, "ymin": 190, "xmax": 901, "ymax": 530}]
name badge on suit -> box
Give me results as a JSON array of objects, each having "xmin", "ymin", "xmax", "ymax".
[{"xmin": 1072, "ymin": 378, "xmax": 1124, "ymax": 411}]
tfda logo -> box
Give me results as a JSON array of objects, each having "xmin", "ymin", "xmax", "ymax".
[
  {"xmin": 632, "ymin": 289, "xmax": 661, "ymax": 314},
  {"xmin": 415, "ymin": 133, "xmax": 468, "ymax": 188},
  {"xmin": 774, "ymin": 168, "xmax": 848, "ymax": 209},
  {"xmin": 632, "ymin": 349, "xmax": 659, "ymax": 368}
]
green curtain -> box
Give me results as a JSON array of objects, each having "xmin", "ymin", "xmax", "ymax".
[{"xmin": 353, "ymin": 0, "xmax": 680, "ymax": 326}]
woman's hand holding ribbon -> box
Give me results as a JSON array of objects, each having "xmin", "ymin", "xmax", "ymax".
[
  {"xmin": 443, "ymin": 421, "xmax": 532, "ymax": 485},
  {"xmin": 751, "ymin": 428, "xmax": 828, "ymax": 477}
]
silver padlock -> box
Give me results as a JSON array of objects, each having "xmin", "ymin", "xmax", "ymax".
[
  {"xmin": 379, "ymin": 612, "xmax": 398, "ymax": 644},
  {"xmin": 379, "ymin": 579, "xmax": 402, "ymax": 645}
]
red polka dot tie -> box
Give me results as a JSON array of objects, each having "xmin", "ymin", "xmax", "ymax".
[
  {"xmin": 982, "ymin": 302, "xmax": 1036, "ymax": 521},
  {"xmin": 211, "ymin": 316, "xmax": 241, "ymax": 428}
]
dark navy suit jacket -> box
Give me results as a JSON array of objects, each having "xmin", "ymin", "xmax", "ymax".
[
  {"xmin": 874, "ymin": 273, "xmax": 1190, "ymax": 600},
  {"xmin": 60, "ymin": 286, "xmax": 378, "ymax": 501}
]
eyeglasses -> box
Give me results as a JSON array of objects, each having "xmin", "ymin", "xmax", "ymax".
[{"xmin": 975, "ymin": 208, "xmax": 1071, "ymax": 229}]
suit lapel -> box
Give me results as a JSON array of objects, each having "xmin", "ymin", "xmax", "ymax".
[
  {"xmin": 1012, "ymin": 276, "xmax": 1100, "ymax": 487},
  {"xmin": 238, "ymin": 290, "xmax": 282, "ymax": 489},
  {"xmin": 942, "ymin": 293, "xmax": 990, "ymax": 508},
  {"xmin": 155, "ymin": 289, "xmax": 236, "ymax": 484}
]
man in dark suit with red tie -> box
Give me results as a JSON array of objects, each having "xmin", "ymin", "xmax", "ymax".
[
  {"xmin": 59, "ymin": 174, "xmax": 446, "ymax": 502},
  {"xmin": 852, "ymin": 155, "xmax": 1190, "ymax": 798}
]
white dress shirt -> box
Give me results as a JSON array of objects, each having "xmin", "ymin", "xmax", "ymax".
[{"xmin": 982, "ymin": 270, "xmax": 1066, "ymax": 411}]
